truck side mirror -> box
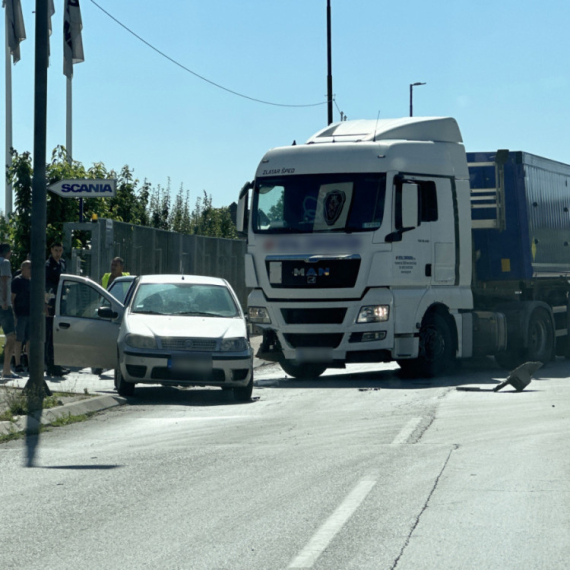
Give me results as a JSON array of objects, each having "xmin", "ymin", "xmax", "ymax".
[
  {"xmin": 237, "ymin": 181, "xmax": 253, "ymax": 237},
  {"xmin": 401, "ymin": 183, "xmax": 419, "ymax": 229}
]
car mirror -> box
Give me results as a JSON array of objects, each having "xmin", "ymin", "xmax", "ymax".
[{"xmin": 98, "ymin": 306, "xmax": 118, "ymax": 320}]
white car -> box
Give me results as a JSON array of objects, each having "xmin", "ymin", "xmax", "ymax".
[{"xmin": 53, "ymin": 274, "xmax": 254, "ymax": 401}]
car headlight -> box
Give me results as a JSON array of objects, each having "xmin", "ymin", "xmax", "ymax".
[
  {"xmin": 125, "ymin": 333, "xmax": 157, "ymax": 349},
  {"xmin": 220, "ymin": 338, "xmax": 248, "ymax": 352},
  {"xmin": 248, "ymin": 306, "xmax": 271, "ymax": 324},
  {"xmin": 356, "ymin": 305, "xmax": 390, "ymax": 323}
]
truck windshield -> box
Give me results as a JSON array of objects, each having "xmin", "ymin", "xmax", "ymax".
[{"xmin": 252, "ymin": 173, "xmax": 386, "ymax": 234}]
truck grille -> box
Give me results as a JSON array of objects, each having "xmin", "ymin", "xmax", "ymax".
[
  {"xmin": 281, "ymin": 308, "xmax": 346, "ymax": 324},
  {"xmin": 266, "ymin": 258, "xmax": 360, "ymax": 288},
  {"xmin": 284, "ymin": 333, "xmax": 343, "ymax": 349},
  {"xmin": 160, "ymin": 337, "xmax": 217, "ymax": 351}
]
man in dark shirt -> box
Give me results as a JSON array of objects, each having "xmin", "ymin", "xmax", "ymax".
[
  {"xmin": 11, "ymin": 260, "xmax": 31, "ymax": 374},
  {"xmin": 45, "ymin": 242, "xmax": 68, "ymax": 376}
]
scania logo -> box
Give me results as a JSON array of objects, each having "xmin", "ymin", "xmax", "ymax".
[
  {"xmin": 184, "ymin": 339, "xmax": 193, "ymax": 349},
  {"xmin": 324, "ymin": 189, "xmax": 346, "ymax": 226}
]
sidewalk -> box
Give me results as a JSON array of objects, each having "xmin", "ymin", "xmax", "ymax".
[{"xmin": 3, "ymin": 335, "xmax": 267, "ymax": 395}]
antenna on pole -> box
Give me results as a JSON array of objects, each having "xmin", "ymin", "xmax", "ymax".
[{"xmin": 327, "ymin": 0, "xmax": 333, "ymax": 125}]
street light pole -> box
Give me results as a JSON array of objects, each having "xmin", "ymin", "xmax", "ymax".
[
  {"xmin": 327, "ymin": 0, "xmax": 333, "ymax": 125},
  {"xmin": 409, "ymin": 82, "xmax": 426, "ymax": 117}
]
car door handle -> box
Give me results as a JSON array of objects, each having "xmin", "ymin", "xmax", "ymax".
[{"xmin": 59, "ymin": 322, "xmax": 71, "ymax": 329}]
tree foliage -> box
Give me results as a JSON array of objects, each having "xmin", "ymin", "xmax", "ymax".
[{"xmin": 2, "ymin": 147, "xmax": 239, "ymax": 267}]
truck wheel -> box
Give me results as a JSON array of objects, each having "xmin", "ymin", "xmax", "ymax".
[
  {"xmin": 401, "ymin": 313, "xmax": 454, "ymax": 378},
  {"xmin": 115, "ymin": 366, "xmax": 135, "ymax": 397},
  {"xmin": 280, "ymin": 360, "xmax": 327, "ymax": 379},
  {"xmin": 526, "ymin": 308, "xmax": 554, "ymax": 364},
  {"xmin": 496, "ymin": 307, "xmax": 554, "ymax": 369}
]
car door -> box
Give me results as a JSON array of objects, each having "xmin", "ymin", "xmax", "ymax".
[{"xmin": 54, "ymin": 275, "xmax": 124, "ymax": 370}]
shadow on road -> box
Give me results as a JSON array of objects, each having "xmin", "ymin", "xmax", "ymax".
[
  {"xmin": 40, "ymin": 465, "xmax": 123, "ymax": 470},
  {"xmin": 119, "ymin": 385, "xmax": 257, "ymax": 407},
  {"xmin": 256, "ymin": 356, "xmax": 569, "ymax": 390}
]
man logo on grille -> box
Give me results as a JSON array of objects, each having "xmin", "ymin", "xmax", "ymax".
[
  {"xmin": 185, "ymin": 339, "xmax": 193, "ymax": 349},
  {"xmin": 324, "ymin": 190, "xmax": 346, "ymax": 226}
]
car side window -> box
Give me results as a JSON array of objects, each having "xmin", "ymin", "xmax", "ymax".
[{"xmin": 61, "ymin": 281, "xmax": 109, "ymax": 320}]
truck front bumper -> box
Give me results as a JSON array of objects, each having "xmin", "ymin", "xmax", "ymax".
[{"xmin": 249, "ymin": 288, "xmax": 397, "ymax": 365}]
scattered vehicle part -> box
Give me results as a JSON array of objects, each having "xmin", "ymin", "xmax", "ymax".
[{"xmin": 493, "ymin": 361, "xmax": 543, "ymax": 392}]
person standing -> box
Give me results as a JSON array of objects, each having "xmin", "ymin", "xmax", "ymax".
[
  {"xmin": 101, "ymin": 257, "xmax": 129, "ymax": 289},
  {"xmin": 45, "ymin": 242, "xmax": 68, "ymax": 377},
  {"xmin": 11, "ymin": 260, "xmax": 31, "ymax": 375},
  {"xmin": 0, "ymin": 243, "xmax": 19, "ymax": 380}
]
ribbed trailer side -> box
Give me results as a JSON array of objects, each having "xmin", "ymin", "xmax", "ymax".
[{"xmin": 467, "ymin": 151, "xmax": 570, "ymax": 282}]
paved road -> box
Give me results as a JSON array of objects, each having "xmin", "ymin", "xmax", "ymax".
[{"xmin": 1, "ymin": 357, "xmax": 570, "ymax": 569}]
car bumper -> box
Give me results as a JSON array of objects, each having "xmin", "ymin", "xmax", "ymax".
[{"xmin": 120, "ymin": 349, "xmax": 253, "ymax": 386}]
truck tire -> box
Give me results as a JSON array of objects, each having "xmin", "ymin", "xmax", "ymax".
[
  {"xmin": 399, "ymin": 313, "xmax": 454, "ymax": 378},
  {"xmin": 526, "ymin": 307, "xmax": 555, "ymax": 363},
  {"xmin": 280, "ymin": 360, "xmax": 327, "ymax": 379},
  {"xmin": 495, "ymin": 307, "xmax": 554, "ymax": 369}
]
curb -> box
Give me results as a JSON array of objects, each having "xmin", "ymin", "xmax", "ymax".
[{"xmin": 0, "ymin": 394, "xmax": 127, "ymax": 436}]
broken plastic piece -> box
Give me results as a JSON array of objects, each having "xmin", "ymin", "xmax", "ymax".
[{"xmin": 493, "ymin": 361, "xmax": 543, "ymax": 392}]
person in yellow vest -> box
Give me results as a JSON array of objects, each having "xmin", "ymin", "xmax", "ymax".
[{"xmin": 101, "ymin": 257, "xmax": 130, "ymax": 289}]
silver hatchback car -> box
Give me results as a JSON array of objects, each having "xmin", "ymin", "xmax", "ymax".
[{"xmin": 53, "ymin": 274, "xmax": 253, "ymax": 401}]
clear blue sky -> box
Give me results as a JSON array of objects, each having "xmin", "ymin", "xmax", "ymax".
[{"xmin": 3, "ymin": 0, "xmax": 570, "ymax": 210}]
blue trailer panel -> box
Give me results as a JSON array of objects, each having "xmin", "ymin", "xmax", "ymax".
[{"xmin": 467, "ymin": 151, "xmax": 570, "ymax": 282}]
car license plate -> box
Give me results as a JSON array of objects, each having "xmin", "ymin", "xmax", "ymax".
[
  {"xmin": 168, "ymin": 354, "xmax": 212, "ymax": 374},
  {"xmin": 295, "ymin": 348, "xmax": 333, "ymax": 363}
]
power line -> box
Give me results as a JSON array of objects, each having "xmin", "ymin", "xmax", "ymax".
[{"xmin": 89, "ymin": 1, "xmax": 328, "ymax": 109}]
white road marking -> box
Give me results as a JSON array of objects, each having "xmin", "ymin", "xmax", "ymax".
[
  {"xmin": 390, "ymin": 417, "xmax": 423, "ymax": 446},
  {"xmin": 288, "ymin": 476, "xmax": 377, "ymax": 569}
]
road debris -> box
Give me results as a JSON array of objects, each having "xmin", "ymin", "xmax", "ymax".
[{"xmin": 493, "ymin": 361, "xmax": 543, "ymax": 392}]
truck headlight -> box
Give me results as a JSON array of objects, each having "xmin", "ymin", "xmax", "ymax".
[
  {"xmin": 125, "ymin": 333, "xmax": 157, "ymax": 349},
  {"xmin": 356, "ymin": 305, "xmax": 390, "ymax": 323},
  {"xmin": 220, "ymin": 338, "xmax": 248, "ymax": 352},
  {"xmin": 248, "ymin": 306, "xmax": 271, "ymax": 324}
]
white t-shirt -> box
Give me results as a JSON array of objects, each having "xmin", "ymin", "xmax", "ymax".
[{"xmin": 0, "ymin": 255, "xmax": 12, "ymax": 307}]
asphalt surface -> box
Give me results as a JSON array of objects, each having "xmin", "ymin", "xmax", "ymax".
[{"xmin": 1, "ymin": 356, "xmax": 570, "ymax": 569}]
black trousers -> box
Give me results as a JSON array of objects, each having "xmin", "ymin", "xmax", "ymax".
[{"xmin": 45, "ymin": 316, "xmax": 54, "ymax": 368}]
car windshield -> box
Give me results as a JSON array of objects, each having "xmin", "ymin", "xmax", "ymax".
[
  {"xmin": 131, "ymin": 283, "xmax": 239, "ymax": 317},
  {"xmin": 252, "ymin": 173, "xmax": 387, "ymax": 234}
]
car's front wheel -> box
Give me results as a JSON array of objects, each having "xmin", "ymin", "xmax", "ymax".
[
  {"xmin": 233, "ymin": 376, "xmax": 253, "ymax": 402},
  {"xmin": 115, "ymin": 366, "xmax": 135, "ymax": 397}
]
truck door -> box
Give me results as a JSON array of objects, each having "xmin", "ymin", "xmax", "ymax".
[
  {"xmin": 429, "ymin": 178, "xmax": 456, "ymax": 286},
  {"xmin": 390, "ymin": 176, "xmax": 432, "ymax": 287},
  {"xmin": 54, "ymin": 275, "xmax": 124, "ymax": 370}
]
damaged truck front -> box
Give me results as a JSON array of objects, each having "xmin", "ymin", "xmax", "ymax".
[{"xmin": 236, "ymin": 117, "xmax": 570, "ymax": 377}]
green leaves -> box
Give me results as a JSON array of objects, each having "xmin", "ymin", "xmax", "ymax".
[{"xmin": 2, "ymin": 148, "xmax": 238, "ymax": 267}]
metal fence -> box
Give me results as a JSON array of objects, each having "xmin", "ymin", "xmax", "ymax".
[{"xmin": 63, "ymin": 219, "xmax": 248, "ymax": 307}]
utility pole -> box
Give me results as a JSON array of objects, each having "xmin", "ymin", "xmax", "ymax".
[
  {"xmin": 409, "ymin": 82, "xmax": 426, "ymax": 117},
  {"xmin": 25, "ymin": 0, "xmax": 50, "ymax": 401},
  {"xmin": 327, "ymin": 0, "xmax": 333, "ymax": 125}
]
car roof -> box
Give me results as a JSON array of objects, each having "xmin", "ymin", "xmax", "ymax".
[{"xmin": 137, "ymin": 274, "xmax": 229, "ymax": 286}]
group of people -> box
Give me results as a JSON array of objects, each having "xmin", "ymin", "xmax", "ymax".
[{"xmin": 0, "ymin": 239, "xmax": 128, "ymax": 381}]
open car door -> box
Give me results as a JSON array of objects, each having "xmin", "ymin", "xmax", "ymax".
[{"xmin": 54, "ymin": 275, "xmax": 124, "ymax": 370}]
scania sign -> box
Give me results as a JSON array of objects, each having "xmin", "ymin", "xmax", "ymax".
[{"xmin": 48, "ymin": 179, "xmax": 117, "ymax": 198}]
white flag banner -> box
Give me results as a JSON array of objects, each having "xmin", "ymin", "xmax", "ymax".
[
  {"xmin": 4, "ymin": 0, "xmax": 26, "ymax": 64},
  {"xmin": 63, "ymin": 0, "xmax": 84, "ymax": 78}
]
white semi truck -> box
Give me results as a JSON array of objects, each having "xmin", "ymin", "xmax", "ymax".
[{"xmin": 236, "ymin": 117, "xmax": 570, "ymax": 377}]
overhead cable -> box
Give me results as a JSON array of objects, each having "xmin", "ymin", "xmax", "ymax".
[{"xmin": 89, "ymin": 1, "xmax": 328, "ymax": 109}]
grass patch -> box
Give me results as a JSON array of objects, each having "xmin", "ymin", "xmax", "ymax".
[
  {"xmin": 0, "ymin": 412, "xmax": 95, "ymax": 444},
  {"xmin": 48, "ymin": 412, "xmax": 90, "ymax": 427},
  {"xmin": 0, "ymin": 388, "xmax": 64, "ymax": 422}
]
